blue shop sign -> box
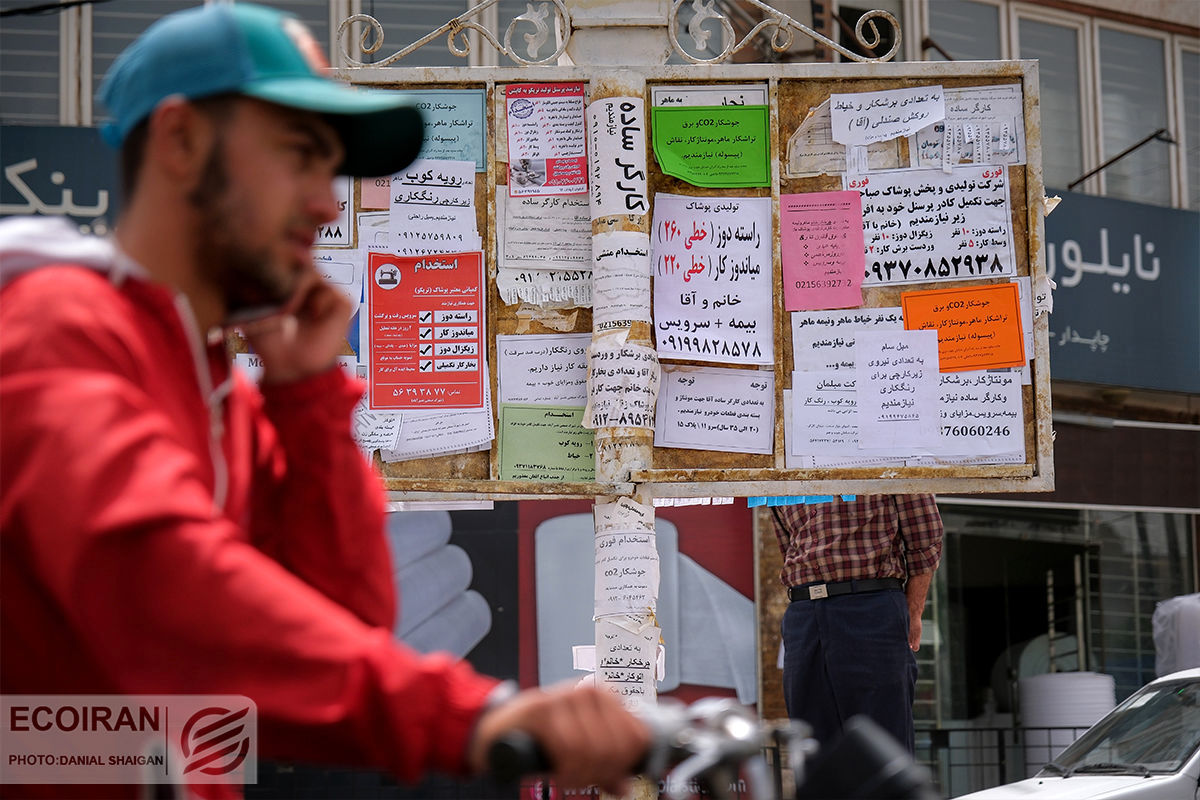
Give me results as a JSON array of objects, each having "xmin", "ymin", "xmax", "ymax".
[
  {"xmin": 0, "ymin": 125, "xmax": 119, "ymax": 231},
  {"xmin": 1045, "ymin": 189, "xmax": 1199, "ymax": 394}
]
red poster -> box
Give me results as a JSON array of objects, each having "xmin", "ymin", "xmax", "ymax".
[{"xmin": 367, "ymin": 251, "xmax": 485, "ymax": 409}]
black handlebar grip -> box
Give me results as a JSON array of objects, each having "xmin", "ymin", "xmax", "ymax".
[
  {"xmin": 488, "ymin": 731, "xmax": 553, "ymax": 784},
  {"xmin": 488, "ymin": 731, "xmax": 658, "ymax": 786}
]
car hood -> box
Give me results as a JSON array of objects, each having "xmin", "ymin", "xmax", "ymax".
[{"xmin": 955, "ymin": 774, "xmax": 1185, "ymax": 799}]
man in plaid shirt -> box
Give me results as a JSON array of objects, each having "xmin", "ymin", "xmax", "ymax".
[{"xmin": 771, "ymin": 494, "xmax": 943, "ymax": 754}]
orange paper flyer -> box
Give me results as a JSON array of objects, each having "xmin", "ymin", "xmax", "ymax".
[{"xmin": 901, "ymin": 282, "xmax": 1025, "ymax": 372}]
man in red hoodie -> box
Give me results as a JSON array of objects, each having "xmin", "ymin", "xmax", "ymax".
[{"xmin": 0, "ymin": 4, "xmax": 647, "ymax": 797}]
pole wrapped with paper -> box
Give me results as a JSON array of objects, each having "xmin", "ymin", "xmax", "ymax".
[{"xmin": 582, "ymin": 72, "xmax": 664, "ymax": 800}]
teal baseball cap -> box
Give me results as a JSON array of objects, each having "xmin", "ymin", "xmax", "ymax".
[{"xmin": 98, "ymin": 3, "xmax": 423, "ymax": 177}]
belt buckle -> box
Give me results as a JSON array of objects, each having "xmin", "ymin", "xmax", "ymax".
[{"xmin": 808, "ymin": 584, "xmax": 829, "ymax": 600}]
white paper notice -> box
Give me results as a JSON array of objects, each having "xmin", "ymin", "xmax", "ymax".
[
  {"xmin": 379, "ymin": 382, "xmax": 494, "ymax": 462},
  {"xmin": 1015, "ymin": 275, "xmax": 1036, "ymax": 363},
  {"xmin": 912, "ymin": 84, "xmax": 1025, "ymax": 170},
  {"xmin": 909, "ymin": 452, "xmax": 1026, "ymax": 466},
  {"xmin": 592, "ymin": 230, "xmax": 652, "ymax": 331},
  {"xmin": 585, "ymin": 342, "xmax": 660, "ymax": 430},
  {"xmin": 784, "ymin": 387, "xmax": 904, "ymax": 468},
  {"xmin": 650, "ymin": 83, "xmax": 768, "ymax": 107},
  {"xmin": 855, "ymin": 329, "xmax": 940, "ymax": 454},
  {"xmin": 587, "ymin": 96, "xmax": 649, "ymax": 219},
  {"xmin": 652, "ymin": 193, "xmax": 773, "ymax": 366},
  {"xmin": 497, "ymin": 333, "xmax": 589, "ymax": 405},
  {"xmin": 357, "ymin": 211, "xmax": 390, "ymax": 251},
  {"xmin": 316, "ymin": 177, "xmax": 353, "ymax": 246},
  {"xmin": 1031, "ymin": 273, "xmax": 1053, "ymax": 318},
  {"xmin": 848, "ymin": 165, "xmax": 1016, "ymax": 286},
  {"xmin": 813, "ymin": 453, "xmax": 908, "ymax": 469},
  {"xmin": 782, "ymin": 389, "xmax": 800, "ymax": 468},
  {"xmin": 930, "ymin": 369, "xmax": 1025, "ymax": 458},
  {"xmin": 389, "ymin": 158, "xmax": 480, "ymax": 256},
  {"xmin": 654, "ymin": 366, "xmax": 774, "ymax": 454},
  {"xmin": 232, "ymin": 353, "xmax": 263, "ymax": 383},
  {"xmin": 789, "ymin": 370, "xmax": 858, "ymax": 457},
  {"xmin": 496, "ymin": 267, "xmax": 593, "ymax": 307},
  {"xmin": 500, "ymin": 191, "xmax": 591, "ymax": 270},
  {"xmin": 379, "ymin": 411, "xmax": 492, "ymax": 461},
  {"xmin": 594, "ymin": 531, "xmax": 660, "ymax": 616},
  {"xmin": 830, "ymin": 85, "xmax": 945, "ymax": 146},
  {"xmin": 495, "ymin": 195, "xmax": 592, "ymax": 307},
  {"xmin": 786, "ymin": 99, "xmax": 904, "ymax": 178},
  {"xmin": 572, "ymin": 645, "xmax": 596, "ymax": 672},
  {"xmin": 791, "ymin": 307, "xmax": 904, "ymax": 372},
  {"xmin": 573, "ymin": 640, "xmax": 668, "ymax": 682},
  {"xmin": 235, "ymin": 353, "xmax": 356, "ymax": 383},
  {"xmin": 594, "ymin": 496, "xmax": 656, "ymax": 534},
  {"xmin": 352, "ymin": 401, "xmax": 403, "ymax": 453},
  {"xmin": 596, "ymin": 619, "xmax": 660, "ymax": 711},
  {"xmin": 346, "ymin": 234, "xmax": 375, "ymax": 359},
  {"xmin": 506, "ymin": 83, "xmax": 587, "ymax": 197},
  {"xmin": 313, "ymin": 249, "xmax": 363, "ymax": 306}
]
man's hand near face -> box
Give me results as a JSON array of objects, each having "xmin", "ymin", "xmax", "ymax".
[{"xmin": 241, "ymin": 271, "xmax": 353, "ymax": 384}]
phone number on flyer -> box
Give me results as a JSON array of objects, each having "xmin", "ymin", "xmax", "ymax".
[{"xmin": 941, "ymin": 425, "xmax": 1011, "ymax": 437}]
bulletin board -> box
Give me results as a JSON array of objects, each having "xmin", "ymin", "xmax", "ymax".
[{"xmin": 324, "ymin": 59, "xmax": 1054, "ymax": 501}]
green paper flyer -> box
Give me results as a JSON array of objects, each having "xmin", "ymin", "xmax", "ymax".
[
  {"xmin": 651, "ymin": 105, "xmax": 771, "ymax": 188},
  {"xmin": 499, "ymin": 404, "xmax": 595, "ymax": 482}
]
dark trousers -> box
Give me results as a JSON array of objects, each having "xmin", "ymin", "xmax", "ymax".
[{"xmin": 781, "ymin": 588, "xmax": 918, "ymax": 753}]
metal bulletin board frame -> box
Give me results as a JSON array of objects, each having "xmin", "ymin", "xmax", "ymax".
[{"xmin": 333, "ymin": 59, "xmax": 1054, "ymax": 501}]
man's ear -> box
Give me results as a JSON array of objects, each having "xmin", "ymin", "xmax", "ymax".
[{"xmin": 143, "ymin": 96, "xmax": 217, "ymax": 184}]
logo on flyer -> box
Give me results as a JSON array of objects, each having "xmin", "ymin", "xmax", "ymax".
[{"xmin": 375, "ymin": 261, "xmax": 401, "ymax": 289}]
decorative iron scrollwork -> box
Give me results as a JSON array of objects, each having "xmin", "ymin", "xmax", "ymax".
[
  {"xmin": 337, "ymin": 0, "xmax": 901, "ymax": 67},
  {"xmin": 337, "ymin": 0, "xmax": 570, "ymax": 67},
  {"xmin": 668, "ymin": 0, "xmax": 900, "ymax": 64}
]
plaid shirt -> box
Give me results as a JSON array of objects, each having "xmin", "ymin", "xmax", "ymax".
[{"xmin": 771, "ymin": 494, "xmax": 943, "ymax": 588}]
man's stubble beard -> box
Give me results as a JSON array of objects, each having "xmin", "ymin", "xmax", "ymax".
[{"xmin": 188, "ymin": 138, "xmax": 299, "ymax": 320}]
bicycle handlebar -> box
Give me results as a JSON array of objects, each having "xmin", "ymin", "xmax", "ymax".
[
  {"xmin": 486, "ymin": 698, "xmax": 939, "ymax": 800},
  {"xmin": 486, "ymin": 730, "xmax": 554, "ymax": 785}
]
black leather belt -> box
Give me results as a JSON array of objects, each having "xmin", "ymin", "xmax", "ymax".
[{"xmin": 788, "ymin": 577, "xmax": 903, "ymax": 602}]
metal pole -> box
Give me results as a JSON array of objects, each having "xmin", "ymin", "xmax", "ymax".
[
  {"xmin": 570, "ymin": 6, "xmax": 667, "ymax": 800},
  {"xmin": 1046, "ymin": 569, "xmax": 1056, "ymax": 672},
  {"xmin": 1074, "ymin": 554, "xmax": 1086, "ymax": 672},
  {"xmin": 587, "ymin": 69, "xmax": 658, "ymax": 800}
]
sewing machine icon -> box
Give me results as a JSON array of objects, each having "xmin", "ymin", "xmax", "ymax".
[{"xmin": 376, "ymin": 264, "xmax": 400, "ymax": 288}]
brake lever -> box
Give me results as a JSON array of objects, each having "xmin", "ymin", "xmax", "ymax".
[
  {"xmin": 660, "ymin": 699, "xmax": 794, "ymax": 800},
  {"xmin": 488, "ymin": 696, "xmax": 817, "ymax": 800}
]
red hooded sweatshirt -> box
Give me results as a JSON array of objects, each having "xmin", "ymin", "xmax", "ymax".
[{"xmin": 0, "ymin": 217, "xmax": 498, "ymax": 798}]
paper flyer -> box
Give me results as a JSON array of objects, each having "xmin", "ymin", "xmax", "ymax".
[
  {"xmin": 367, "ymin": 251, "xmax": 485, "ymax": 410},
  {"xmin": 506, "ymin": 82, "xmax": 587, "ymax": 196}
]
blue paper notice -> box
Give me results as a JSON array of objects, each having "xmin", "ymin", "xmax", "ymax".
[
  {"xmin": 408, "ymin": 89, "xmax": 487, "ymax": 170},
  {"xmin": 746, "ymin": 495, "xmax": 855, "ymax": 507}
]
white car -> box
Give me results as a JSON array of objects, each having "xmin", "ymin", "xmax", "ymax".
[{"xmin": 956, "ymin": 668, "xmax": 1200, "ymax": 799}]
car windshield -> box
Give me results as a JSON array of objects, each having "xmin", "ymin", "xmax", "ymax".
[{"xmin": 1043, "ymin": 677, "xmax": 1200, "ymax": 775}]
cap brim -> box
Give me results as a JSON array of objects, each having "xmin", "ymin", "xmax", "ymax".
[{"xmin": 244, "ymin": 78, "xmax": 424, "ymax": 177}]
